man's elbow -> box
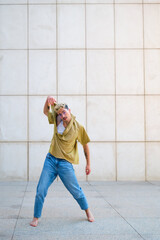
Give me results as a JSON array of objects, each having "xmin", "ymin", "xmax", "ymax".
[{"xmin": 83, "ymin": 143, "xmax": 89, "ymax": 149}]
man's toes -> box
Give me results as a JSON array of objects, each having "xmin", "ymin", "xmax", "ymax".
[
  {"xmin": 88, "ymin": 217, "xmax": 94, "ymax": 222},
  {"xmin": 30, "ymin": 221, "xmax": 38, "ymax": 227}
]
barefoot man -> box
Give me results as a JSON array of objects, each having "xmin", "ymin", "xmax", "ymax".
[{"xmin": 30, "ymin": 96, "xmax": 94, "ymax": 227}]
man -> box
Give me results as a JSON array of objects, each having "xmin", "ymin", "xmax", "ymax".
[{"xmin": 30, "ymin": 96, "xmax": 94, "ymax": 227}]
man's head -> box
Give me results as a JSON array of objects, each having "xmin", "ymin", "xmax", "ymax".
[{"xmin": 54, "ymin": 103, "xmax": 71, "ymax": 123}]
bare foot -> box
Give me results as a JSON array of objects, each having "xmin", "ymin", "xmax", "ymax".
[
  {"xmin": 30, "ymin": 217, "xmax": 38, "ymax": 227},
  {"xmin": 85, "ymin": 208, "xmax": 95, "ymax": 222}
]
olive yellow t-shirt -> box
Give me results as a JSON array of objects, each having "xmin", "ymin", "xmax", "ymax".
[{"xmin": 47, "ymin": 107, "xmax": 90, "ymax": 165}]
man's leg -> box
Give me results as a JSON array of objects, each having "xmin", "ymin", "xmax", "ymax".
[
  {"xmin": 58, "ymin": 159, "xmax": 94, "ymax": 222},
  {"xmin": 30, "ymin": 153, "xmax": 58, "ymax": 227}
]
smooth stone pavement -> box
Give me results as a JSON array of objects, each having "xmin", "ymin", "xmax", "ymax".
[{"xmin": 0, "ymin": 180, "xmax": 160, "ymax": 240}]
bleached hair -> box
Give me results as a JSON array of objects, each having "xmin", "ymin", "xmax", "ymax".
[{"xmin": 54, "ymin": 103, "xmax": 69, "ymax": 113}]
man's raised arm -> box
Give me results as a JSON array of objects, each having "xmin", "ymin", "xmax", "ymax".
[{"xmin": 43, "ymin": 96, "xmax": 56, "ymax": 116}]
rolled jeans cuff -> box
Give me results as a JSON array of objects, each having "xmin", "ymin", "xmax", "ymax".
[{"xmin": 76, "ymin": 197, "xmax": 88, "ymax": 210}]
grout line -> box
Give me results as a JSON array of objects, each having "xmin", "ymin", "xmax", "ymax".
[
  {"xmin": 1, "ymin": 94, "xmax": 160, "ymax": 96},
  {"xmin": 85, "ymin": 0, "xmax": 87, "ymax": 131},
  {"xmin": 1, "ymin": 140, "xmax": 160, "ymax": 143},
  {"xmin": 85, "ymin": 0, "xmax": 88, "ymax": 182},
  {"xmin": 56, "ymin": 0, "xmax": 59, "ymax": 182},
  {"xmin": 11, "ymin": 181, "xmax": 29, "ymax": 240},
  {"xmin": 1, "ymin": 2, "xmax": 160, "ymax": 5},
  {"xmin": 142, "ymin": 0, "xmax": 147, "ymax": 181},
  {"xmin": 56, "ymin": 0, "xmax": 58, "ymax": 101},
  {"xmin": 87, "ymin": 181, "xmax": 146, "ymax": 240},
  {"xmin": 114, "ymin": 0, "xmax": 117, "ymax": 182},
  {"xmin": 1, "ymin": 48, "xmax": 160, "ymax": 50},
  {"xmin": 27, "ymin": 1, "xmax": 29, "ymax": 182}
]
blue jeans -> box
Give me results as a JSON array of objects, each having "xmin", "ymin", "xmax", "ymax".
[{"xmin": 34, "ymin": 152, "xmax": 89, "ymax": 218}]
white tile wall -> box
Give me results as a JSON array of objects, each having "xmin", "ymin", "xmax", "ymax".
[
  {"xmin": 88, "ymin": 143, "xmax": 116, "ymax": 181},
  {"xmin": 58, "ymin": 5, "xmax": 85, "ymax": 48},
  {"xmin": 0, "ymin": 50, "xmax": 27, "ymax": 95},
  {"xmin": 29, "ymin": 5, "xmax": 56, "ymax": 49},
  {"xmin": 0, "ymin": 96, "xmax": 27, "ymax": 141},
  {"xmin": 116, "ymin": 50, "xmax": 144, "ymax": 94},
  {"xmin": 117, "ymin": 143, "xmax": 145, "ymax": 181},
  {"xmin": 146, "ymin": 143, "xmax": 160, "ymax": 181},
  {"xmin": 86, "ymin": 4, "xmax": 114, "ymax": 48},
  {"xmin": 29, "ymin": 142, "xmax": 51, "ymax": 181},
  {"xmin": 29, "ymin": 50, "xmax": 56, "ymax": 95},
  {"xmin": 87, "ymin": 50, "xmax": 115, "ymax": 94},
  {"xmin": 87, "ymin": 96, "xmax": 115, "ymax": 141},
  {"xmin": 0, "ymin": 5, "xmax": 27, "ymax": 49},
  {"xmin": 144, "ymin": 4, "xmax": 160, "ymax": 48},
  {"xmin": 29, "ymin": 96, "xmax": 55, "ymax": 141},
  {"xmin": 116, "ymin": 96, "xmax": 144, "ymax": 141},
  {"xmin": 145, "ymin": 50, "xmax": 160, "ymax": 94},
  {"xmin": 0, "ymin": 143, "xmax": 27, "ymax": 180},
  {"xmin": 1, "ymin": 1, "xmax": 160, "ymax": 181},
  {"xmin": 115, "ymin": 4, "xmax": 143, "ymax": 48},
  {"xmin": 146, "ymin": 96, "xmax": 160, "ymax": 141},
  {"xmin": 58, "ymin": 50, "xmax": 85, "ymax": 94}
]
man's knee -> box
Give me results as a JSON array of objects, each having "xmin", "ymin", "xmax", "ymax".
[
  {"xmin": 36, "ymin": 184, "xmax": 48, "ymax": 200},
  {"xmin": 72, "ymin": 187, "xmax": 85, "ymax": 200}
]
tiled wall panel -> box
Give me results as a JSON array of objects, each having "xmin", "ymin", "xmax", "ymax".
[
  {"xmin": 0, "ymin": 143, "xmax": 27, "ymax": 180},
  {"xmin": 0, "ymin": 5, "xmax": 27, "ymax": 49},
  {"xmin": 117, "ymin": 143, "xmax": 145, "ymax": 181},
  {"xmin": 29, "ymin": 5, "xmax": 56, "ymax": 49},
  {"xmin": 0, "ymin": 1, "xmax": 160, "ymax": 181},
  {"xmin": 0, "ymin": 51, "xmax": 27, "ymax": 95},
  {"xmin": 115, "ymin": 4, "xmax": 143, "ymax": 48}
]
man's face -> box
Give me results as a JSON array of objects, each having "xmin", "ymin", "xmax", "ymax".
[{"xmin": 57, "ymin": 107, "xmax": 71, "ymax": 122}]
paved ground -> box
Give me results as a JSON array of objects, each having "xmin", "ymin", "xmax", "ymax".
[{"xmin": 1, "ymin": 180, "xmax": 160, "ymax": 240}]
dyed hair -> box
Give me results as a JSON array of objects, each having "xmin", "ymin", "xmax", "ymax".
[{"xmin": 54, "ymin": 103, "xmax": 69, "ymax": 113}]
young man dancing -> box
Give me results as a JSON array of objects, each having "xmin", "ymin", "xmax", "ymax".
[{"xmin": 30, "ymin": 96, "xmax": 94, "ymax": 227}]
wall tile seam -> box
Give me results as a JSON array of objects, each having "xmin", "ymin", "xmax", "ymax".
[
  {"xmin": 85, "ymin": 0, "xmax": 88, "ymax": 182},
  {"xmin": 142, "ymin": 0, "xmax": 148, "ymax": 181},
  {"xmin": 1, "ymin": 141, "xmax": 160, "ymax": 143},
  {"xmin": 113, "ymin": 0, "xmax": 118, "ymax": 181},
  {"xmin": 1, "ymin": 3, "xmax": 160, "ymax": 5},
  {"xmin": 1, "ymin": 48, "xmax": 160, "ymax": 50},
  {"xmin": 85, "ymin": 0, "xmax": 87, "ymax": 131},
  {"xmin": 0, "ymin": 48, "xmax": 160, "ymax": 50},
  {"xmin": 56, "ymin": 1, "xmax": 58, "ymax": 100},
  {"xmin": 26, "ymin": 0, "xmax": 29, "ymax": 181},
  {"xmin": 1, "ymin": 94, "xmax": 160, "ymax": 96},
  {"xmin": 142, "ymin": 0, "xmax": 147, "ymax": 181}
]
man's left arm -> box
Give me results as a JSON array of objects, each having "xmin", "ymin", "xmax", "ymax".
[{"xmin": 83, "ymin": 144, "xmax": 91, "ymax": 175}]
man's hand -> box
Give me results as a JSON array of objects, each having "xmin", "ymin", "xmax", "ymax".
[
  {"xmin": 47, "ymin": 96, "xmax": 56, "ymax": 106},
  {"xmin": 44, "ymin": 96, "xmax": 56, "ymax": 116},
  {"xmin": 86, "ymin": 165, "xmax": 91, "ymax": 175}
]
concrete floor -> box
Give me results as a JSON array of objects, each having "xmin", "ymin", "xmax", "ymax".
[{"xmin": 1, "ymin": 180, "xmax": 160, "ymax": 240}]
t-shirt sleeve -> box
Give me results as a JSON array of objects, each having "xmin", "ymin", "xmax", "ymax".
[
  {"xmin": 77, "ymin": 125, "xmax": 90, "ymax": 146},
  {"xmin": 48, "ymin": 111, "xmax": 56, "ymax": 124},
  {"xmin": 47, "ymin": 104, "xmax": 57, "ymax": 124}
]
